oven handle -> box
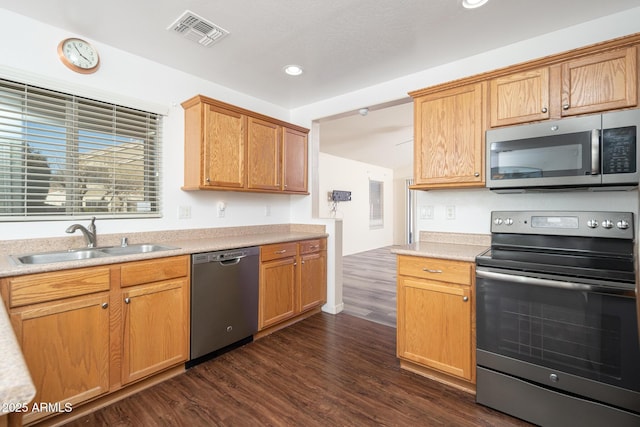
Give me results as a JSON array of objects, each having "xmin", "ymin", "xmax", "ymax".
[{"xmin": 476, "ymin": 268, "xmax": 634, "ymax": 296}]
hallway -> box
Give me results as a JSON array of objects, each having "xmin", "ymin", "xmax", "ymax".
[{"xmin": 341, "ymin": 246, "xmax": 398, "ymax": 328}]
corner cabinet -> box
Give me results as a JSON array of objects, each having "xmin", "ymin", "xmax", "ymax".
[
  {"xmin": 410, "ymin": 82, "xmax": 485, "ymax": 189},
  {"xmin": 182, "ymin": 95, "xmax": 309, "ymax": 194},
  {"xmin": 257, "ymin": 238, "xmax": 327, "ymax": 336},
  {"xmin": 396, "ymin": 255, "xmax": 475, "ymax": 392},
  {"xmin": 0, "ymin": 255, "xmax": 190, "ymax": 425}
]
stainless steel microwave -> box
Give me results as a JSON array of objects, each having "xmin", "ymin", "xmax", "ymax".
[{"xmin": 486, "ymin": 109, "xmax": 640, "ymax": 192}]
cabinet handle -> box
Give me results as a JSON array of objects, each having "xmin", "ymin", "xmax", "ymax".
[
  {"xmin": 463, "ymin": 296, "xmax": 469, "ymax": 302},
  {"xmin": 275, "ymin": 249, "xmax": 287, "ymax": 254},
  {"xmin": 205, "ymin": 177, "xmax": 210, "ymax": 183},
  {"xmin": 541, "ymin": 107, "xmax": 548, "ymax": 113},
  {"xmin": 422, "ymin": 268, "xmax": 443, "ymax": 274},
  {"xmin": 474, "ymin": 172, "xmax": 480, "ymax": 177},
  {"xmin": 101, "ymin": 302, "xmax": 109, "ymax": 309},
  {"xmin": 124, "ymin": 297, "xmax": 131, "ymax": 304},
  {"xmin": 562, "ymin": 104, "xmax": 570, "ymax": 110},
  {"xmin": 301, "ymin": 260, "xmax": 305, "ymax": 265}
]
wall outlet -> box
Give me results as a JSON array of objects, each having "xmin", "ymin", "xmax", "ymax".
[
  {"xmin": 445, "ymin": 205, "xmax": 456, "ymax": 220},
  {"xmin": 177, "ymin": 205, "xmax": 191, "ymax": 219},
  {"xmin": 217, "ymin": 201, "xmax": 226, "ymax": 218},
  {"xmin": 419, "ymin": 205, "xmax": 434, "ymax": 220}
]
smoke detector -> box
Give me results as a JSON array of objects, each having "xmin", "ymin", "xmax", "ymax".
[{"xmin": 167, "ymin": 10, "xmax": 229, "ymax": 47}]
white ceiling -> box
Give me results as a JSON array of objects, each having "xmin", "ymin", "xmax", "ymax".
[
  {"xmin": 0, "ymin": 1, "xmax": 638, "ymax": 170},
  {"xmin": 0, "ymin": 0, "xmax": 637, "ymax": 110}
]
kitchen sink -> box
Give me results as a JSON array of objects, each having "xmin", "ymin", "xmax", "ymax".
[
  {"xmin": 97, "ymin": 244, "xmax": 177, "ymax": 256},
  {"xmin": 11, "ymin": 244, "xmax": 178, "ymax": 265}
]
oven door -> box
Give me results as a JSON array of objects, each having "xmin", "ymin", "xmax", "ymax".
[
  {"xmin": 486, "ymin": 114, "xmax": 602, "ymax": 190},
  {"xmin": 476, "ymin": 267, "xmax": 640, "ymax": 413}
]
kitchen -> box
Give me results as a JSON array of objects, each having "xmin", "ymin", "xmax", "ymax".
[{"xmin": 0, "ymin": 1, "xmax": 640, "ymax": 426}]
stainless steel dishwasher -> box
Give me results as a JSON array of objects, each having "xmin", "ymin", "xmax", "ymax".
[{"xmin": 188, "ymin": 246, "xmax": 259, "ymax": 367}]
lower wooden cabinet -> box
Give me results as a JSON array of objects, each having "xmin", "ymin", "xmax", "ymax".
[
  {"xmin": 258, "ymin": 238, "xmax": 327, "ymax": 332},
  {"xmin": 0, "ymin": 255, "xmax": 190, "ymax": 425},
  {"xmin": 396, "ymin": 255, "xmax": 475, "ymax": 391}
]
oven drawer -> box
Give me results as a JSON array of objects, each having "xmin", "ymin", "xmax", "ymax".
[{"xmin": 397, "ymin": 255, "xmax": 472, "ymax": 285}]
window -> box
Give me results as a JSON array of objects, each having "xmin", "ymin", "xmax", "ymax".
[
  {"xmin": 0, "ymin": 79, "xmax": 161, "ymax": 220},
  {"xmin": 369, "ymin": 179, "xmax": 383, "ymax": 229}
]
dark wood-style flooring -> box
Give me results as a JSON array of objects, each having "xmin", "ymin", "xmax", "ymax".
[
  {"xmin": 342, "ymin": 246, "xmax": 398, "ymax": 328},
  {"xmin": 65, "ymin": 313, "xmax": 530, "ymax": 427}
]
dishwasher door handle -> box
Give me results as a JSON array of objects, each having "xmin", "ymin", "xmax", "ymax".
[{"xmin": 219, "ymin": 256, "xmax": 244, "ymax": 266}]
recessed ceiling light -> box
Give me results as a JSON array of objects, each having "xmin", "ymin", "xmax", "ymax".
[
  {"xmin": 283, "ymin": 65, "xmax": 304, "ymax": 76},
  {"xmin": 462, "ymin": 0, "xmax": 489, "ymax": 9}
]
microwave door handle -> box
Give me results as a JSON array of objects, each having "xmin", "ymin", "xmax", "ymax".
[{"xmin": 591, "ymin": 129, "xmax": 601, "ymax": 175}]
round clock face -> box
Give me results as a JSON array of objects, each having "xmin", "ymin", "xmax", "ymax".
[{"xmin": 58, "ymin": 38, "xmax": 100, "ymax": 74}]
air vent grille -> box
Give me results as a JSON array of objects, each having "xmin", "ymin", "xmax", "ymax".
[{"xmin": 168, "ymin": 10, "xmax": 229, "ymax": 47}]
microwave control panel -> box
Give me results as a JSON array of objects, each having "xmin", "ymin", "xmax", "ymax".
[{"xmin": 602, "ymin": 126, "xmax": 636, "ymax": 174}]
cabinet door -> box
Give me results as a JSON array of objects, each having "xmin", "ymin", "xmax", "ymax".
[
  {"xmin": 14, "ymin": 293, "xmax": 110, "ymax": 424},
  {"xmin": 490, "ymin": 68, "xmax": 550, "ymax": 127},
  {"xmin": 397, "ymin": 277, "xmax": 473, "ymax": 381},
  {"xmin": 247, "ymin": 117, "xmax": 281, "ymax": 190},
  {"xmin": 413, "ymin": 83, "xmax": 484, "ymax": 187},
  {"xmin": 121, "ymin": 279, "xmax": 188, "ymax": 385},
  {"xmin": 299, "ymin": 250, "xmax": 326, "ymax": 312},
  {"xmin": 259, "ymin": 257, "xmax": 296, "ymax": 329},
  {"xmin": 561, "ymin": 46, "xmax": 637, "ymax": 116},
  {"xmin": 203, "ymin": 104, "xmax": 246, "ymax": 188},
  {"xmin": 282, "ymin": 127, "xmax": 308, "ymax": 193}
]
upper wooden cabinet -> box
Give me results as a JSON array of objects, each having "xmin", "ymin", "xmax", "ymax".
[
  {"xmin": 411, "ymin": 82, "xmax": 485, "ymax": 189},
  {"xmin": 489, "ymin": 45, "xmax": 638, "ymax": 127},
  {"xmin": 490, "ymin": 67, "xmax": 551, "ymax": 127},
  {"xmin": 182, "ymin": 95, "xmax": 309, "ymax": 194},
  {"xmin": 561, "ymin": 46, "xmax": 637, "ymax": 117}
]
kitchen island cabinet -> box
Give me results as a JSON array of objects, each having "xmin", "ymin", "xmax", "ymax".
[
  {"xmin": 0, "ymin": 255, "xmax": 190, "ymax": 426},
  {"xmin": 396, "ymin": 255, "xmax": 476, "ymax": 393}
]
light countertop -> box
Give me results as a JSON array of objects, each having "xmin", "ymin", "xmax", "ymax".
[{"xmin": 390, "ymin": 231, "xmax": 490, "ymax": 262}]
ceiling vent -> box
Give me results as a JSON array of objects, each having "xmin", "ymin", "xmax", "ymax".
[{"xmin": 167, "ymin": 10, "xmax": 229, "ymax": 47}]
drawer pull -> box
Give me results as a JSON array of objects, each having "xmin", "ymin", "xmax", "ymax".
[
  {"xmin": 422, "ymin": 268, "xmax": 443, "ymax": 274},
  {"xmin": 101, "ymin": 302, "xmax": 109, "ymax": 309},
  {"xmin": 124, "ymin": 297, "xmax": 131, "ymax": 304},
  {"xmin": 309, "ymin": 245, "xmax": 319, "ymax": 249},
  {"xmin": 275, "ymin": 249, "xmax": 287, "ymax": 254}
]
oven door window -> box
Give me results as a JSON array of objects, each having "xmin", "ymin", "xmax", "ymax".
[
  {"xmin": 489, "ymin": 131, "xmax": 592, "ymax": 180},
  {"xmin": 477, "ymin": 277, "xmax": 640, "ymax": 392}
]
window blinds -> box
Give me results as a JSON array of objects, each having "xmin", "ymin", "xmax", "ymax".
[{"xmin": 0, "ymin": 79, "xmax": 162, "ymax": 220}]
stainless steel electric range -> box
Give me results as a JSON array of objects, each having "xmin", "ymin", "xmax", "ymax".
[{"xmin": 475, "ymin": 211, "xmax": 640, "ymax": 427}]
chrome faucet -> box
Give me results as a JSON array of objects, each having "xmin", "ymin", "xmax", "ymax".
[{"xmin": 66, "ymin": 217, "xmax": 97, "ymax": 248}]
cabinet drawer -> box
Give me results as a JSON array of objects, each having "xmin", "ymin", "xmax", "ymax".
[
  {"xmin": 120, "ymin": 256, "xmax": 189, "ymax": 288},
  {"xmin": 5, "ymin": 267, "xmax": 111, "ymax": 308},
  {"xmin": 397, "ymin": 256, "xmax": 472, "ymax": 285},
  {"xmin": 261, "ymin": 242, "xmax": 297, "ymax": 262},
  {"xmin": 299, "ymin": 238, "xmax": 326, "ymax": 254}
]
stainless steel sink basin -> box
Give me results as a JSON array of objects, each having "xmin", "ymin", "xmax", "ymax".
[
  {"xmin": 12, "ymin": 248, "xmax": 110, "ymax": 265},
  {"xmin": 11, "ymin": 244, "xmax": 178, "ymax": 265},
  {"xmin": 97, "ymin": 244, "xmax": 177, "ymax": 256}
]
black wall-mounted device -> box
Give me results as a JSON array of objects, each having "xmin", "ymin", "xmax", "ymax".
[{"xmin": 330, "ymin": 190, "xmax": 352, "ymax": 202}]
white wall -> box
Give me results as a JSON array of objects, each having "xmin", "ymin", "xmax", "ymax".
[
  {"xmin": 0, "ymin": 9, "xmax": 307, "ymax": 240},
  {"xmin": 318, "ymin": 153, "xmax": 393, "ymax": 255}
]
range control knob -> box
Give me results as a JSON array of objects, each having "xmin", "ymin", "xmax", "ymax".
[
  {"xmin": 587, "ymin": 219, "xmax": 599, "ymax": 229},
  {"xmin": 617, "ymin": 220, "xmax": 630, "ymax": 230},
  {"xmin": 493, "ymin": 218, "xmax": 503, "ymax": 226},
  {"xmin": 504, "ymin": 218, "xmax": 514, "ymax": 226},
  {"xmin": 602, "ymin": 219, "xmax": 614, "ymax": 229}
]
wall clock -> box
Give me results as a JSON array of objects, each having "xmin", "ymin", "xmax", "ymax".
[{"xmin": 57, "ymin": 38, "xmax": 100, "ymax": 74}]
